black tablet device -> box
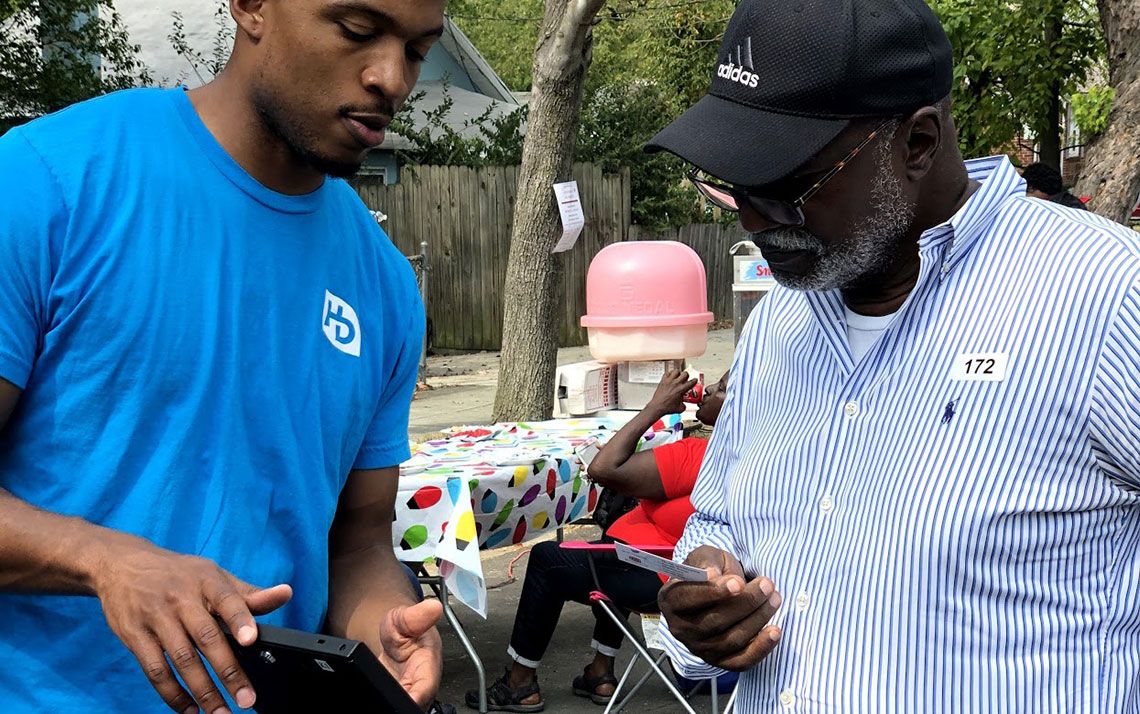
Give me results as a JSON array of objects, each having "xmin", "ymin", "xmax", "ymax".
[{"xmin": 225, "ymin": 623, "xmax": 422, "ymax": 713}]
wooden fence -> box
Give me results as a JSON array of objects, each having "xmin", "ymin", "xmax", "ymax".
[{"xmin": 352, "ymin": 164, "xmax": 748, "ymax": 351}]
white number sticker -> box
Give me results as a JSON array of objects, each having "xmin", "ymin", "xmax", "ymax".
[{"xmin": 951, "ymin": 352, "xmax": 1009, "ymax": 382}]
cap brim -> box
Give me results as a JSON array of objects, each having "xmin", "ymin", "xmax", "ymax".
[{"xmin": 645, "ymin": 94, "xmax": 849, "ymax": 187}]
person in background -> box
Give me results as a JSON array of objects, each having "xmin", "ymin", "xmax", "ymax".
[
  {"xmin": 465, "ymin": 370, "xmax": 729, "ymax": 712},
  {"xmin": 1022, "ymin": 161, "xmax": 1088, "ymax": 209},
  {"xmin": 0, "ymin": 1, "xmax": 448, "ymax": 712}
]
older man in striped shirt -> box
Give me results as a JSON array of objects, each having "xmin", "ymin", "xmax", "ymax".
[{"xmin": 644, "ymin": 0, "xmax": 1140, "ymax": 712}]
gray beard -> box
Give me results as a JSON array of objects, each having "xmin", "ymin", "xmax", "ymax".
[{"xmin": 761, "ymin": 134, "xmax": 917, "ymax": 292}]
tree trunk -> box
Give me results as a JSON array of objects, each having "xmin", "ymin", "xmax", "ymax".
[
  {"xmin": 1075, "ymin": 0, "xmax": 1140, "ymax": 223},
  {"xmin": 492, "ymin": 0, "xmax": 606, "ymax": 422},
  {"xmin": 1037, "ymin": 13, "xmax": 1063, "ymax": 170},
  {"xmin": 1037, "ymin": 80, "xmax": 1062, "ymax": 170}
]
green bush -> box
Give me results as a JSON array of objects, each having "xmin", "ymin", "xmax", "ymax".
[{"xmin": 1071, "ymin": 85, "xmax": 1115, "ymax": 139}]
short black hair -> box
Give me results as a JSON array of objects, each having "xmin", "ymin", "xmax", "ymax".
[{"xmin": 1022, "ymin": 162, "xmax": 1064, "ymax": 196}]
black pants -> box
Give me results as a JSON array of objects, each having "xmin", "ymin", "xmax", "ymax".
[{"xmin": 507, "ymin": 539, "xmax": 663, "ymax": 666}]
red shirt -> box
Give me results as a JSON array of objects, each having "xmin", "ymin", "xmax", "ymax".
[{"xmin": 606, "ymin": 437, "xmax": 708, "ymax": 549}]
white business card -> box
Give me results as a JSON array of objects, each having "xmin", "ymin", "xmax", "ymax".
[
  {"xmin": 614, "ymin": 542, "xmax": 709, "ymax": 582},
  {"xmin": 575, "ymin": 439, "xmax": 601, "ymax": 469}
]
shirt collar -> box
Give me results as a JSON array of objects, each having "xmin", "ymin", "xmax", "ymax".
[
  {"xmin": 797, "ymin": 155, "xmax": 1026, "ymax": 368},
  {"xmin": 918, "ymin": 155, "xmax": 1026, "ymax": 278}
]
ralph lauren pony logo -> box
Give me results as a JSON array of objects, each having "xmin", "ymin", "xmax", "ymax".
[{"xmin": 941, "ymin": 398, "xmax": 957, "ymax": 425}]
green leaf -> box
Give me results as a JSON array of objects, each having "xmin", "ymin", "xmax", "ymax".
[
  {"xmin": 1, "ymin": 0, "xmax": 151, "ymax": 126},
  {"xmin": 1071, "ymin": 85, "xmax": 1115, "ymax": 138}
]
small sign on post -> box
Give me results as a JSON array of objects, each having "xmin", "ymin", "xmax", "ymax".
[
  {"xmin": 734, "ymin": 257, "xmax": 777, "ymax": 289},
  {"xmin": 552, "ymin": 181, "xmax": 585, "ymax": 253}
]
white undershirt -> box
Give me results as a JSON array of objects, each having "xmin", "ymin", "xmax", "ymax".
[{"xmin": 844, "ymin": 306, "xmax": 897, "ymax": 363}]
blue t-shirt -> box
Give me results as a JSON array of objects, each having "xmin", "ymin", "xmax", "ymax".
[{"xmin": 0, "ymin": 88, "xmax": 424, "ymax": 711}]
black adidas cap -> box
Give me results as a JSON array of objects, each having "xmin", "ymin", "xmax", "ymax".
[{"xmin": 646, "ymin": 0, "xmax": 953, "ymax": 187}]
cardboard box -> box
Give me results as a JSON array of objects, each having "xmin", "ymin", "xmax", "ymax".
[
  {"xmin": 617, "ymin": 359, "xmax": 686, "ymax": 410},
  {"xmin": 554, "ymin": 361, "xmax": 618, "ymax": 417}
]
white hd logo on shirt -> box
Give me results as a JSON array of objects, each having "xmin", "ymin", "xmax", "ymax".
[{"xmin": 322, "ymin": 290, "xmax": 361, "ymax": 357}]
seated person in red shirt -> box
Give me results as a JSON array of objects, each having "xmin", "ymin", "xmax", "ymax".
[{"xmin": 465, "ymin": 370, "xmax": 729, "ymax": 712}]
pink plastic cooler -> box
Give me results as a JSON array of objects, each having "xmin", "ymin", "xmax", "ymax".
[{"xmin": 580, "ymin": 241, "xmax": 714, "ymax": 362}]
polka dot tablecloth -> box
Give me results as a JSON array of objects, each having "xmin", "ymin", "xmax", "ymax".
[{"xmin": 394, "ymin": 415, "xmax": 683, "ymax": 615}]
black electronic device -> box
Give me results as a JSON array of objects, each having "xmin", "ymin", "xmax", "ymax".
[{"xmin": 224, "ymin": 623, "xmax": 422, "ymax": 713}]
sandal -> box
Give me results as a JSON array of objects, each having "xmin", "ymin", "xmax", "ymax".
[
  {"xmin": 465, "ymin": 668, "xmax": 545, "ymax": 712},
  {"xmin": 571, "ymin": 668, "xmax": 619, "ymax": 705}
]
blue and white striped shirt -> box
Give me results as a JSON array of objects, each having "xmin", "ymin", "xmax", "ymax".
[{"xmin": 663, "ymin": 156, "xmax": 1140, "ymax": 712}]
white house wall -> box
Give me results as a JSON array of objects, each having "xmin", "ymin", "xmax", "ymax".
[
  {"xmin": 112, "ymin": 1, "xmax": 517, "ymax": 98},
  {"xmin": 115, "ymin": 0, "xmax": 222, "ymax": 86}
]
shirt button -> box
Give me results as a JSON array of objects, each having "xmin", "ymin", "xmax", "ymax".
[
  {"xmin": 843, "ymin": 401, "xmax": 859, "ymax": 418},
  {"xmin": 795, "ymin": 592, "xmax": 810, "ymax": 611},
  {"xmin": 820, "ymin": 495, "xmax": 835, "ymax": 513},
  {"xmin": 779, "ymin": 689, "xmax": 794, "ymax": 707}
]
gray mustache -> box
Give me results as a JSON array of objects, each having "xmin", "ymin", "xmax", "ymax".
[{"xmin": 751, "ymin": 228, "xmax": 825, "ymax": 255}]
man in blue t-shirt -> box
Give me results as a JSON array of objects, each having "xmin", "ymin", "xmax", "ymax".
[{"xmin": 0, "ymin": 1, "xmax": 448, "ymax": 712}]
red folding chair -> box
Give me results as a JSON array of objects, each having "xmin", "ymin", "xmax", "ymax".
[{"xmin": 560, "ymin": 542, "xmax": 733, "ymax": 714}]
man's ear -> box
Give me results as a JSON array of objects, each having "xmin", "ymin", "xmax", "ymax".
[
  {"xmin": 899, "ymin": 106, "xmax": 943, "ymax": 182},
  {"xmin": 231, "ymin": 0, "xmax": 268, "ymax": 41}
]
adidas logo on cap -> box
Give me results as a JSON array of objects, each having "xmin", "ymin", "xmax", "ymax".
[
  {"xmin": 716, "ymin": 37, "xmax": 758, "ymax": 89},
  {"xmin": 717, "ymin": 62, "xmax": 759, "ymax": 88}
]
